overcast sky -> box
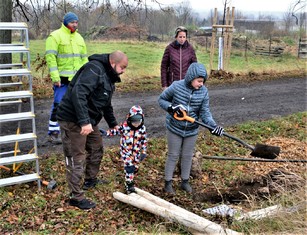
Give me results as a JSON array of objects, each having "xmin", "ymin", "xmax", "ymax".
[{"xmin": 158, "ymin": 0, "xmax": 302, "ymax": 13}]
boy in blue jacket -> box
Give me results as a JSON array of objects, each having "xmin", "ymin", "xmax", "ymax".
[{"xmin": 158, "ymin": 62, "xmax": 224, "ymax": 194}]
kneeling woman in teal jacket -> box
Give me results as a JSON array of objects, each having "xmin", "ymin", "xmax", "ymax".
[{"xmin": 158, "ymin": 62, "xmax": 224, "ymax": 194}]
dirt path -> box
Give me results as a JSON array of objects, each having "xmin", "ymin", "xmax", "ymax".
[{"xmin": 26, "ymin": 77, "xmax": 307, "ymax": 155}]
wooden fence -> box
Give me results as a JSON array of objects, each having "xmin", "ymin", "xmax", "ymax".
[
  {"xmin": 255, "ymin": 45, "xmax": 284, "ymax": 57},
  {"xmin": 298, "ymin": 38, "xmax": 307, "ymax": 59}
]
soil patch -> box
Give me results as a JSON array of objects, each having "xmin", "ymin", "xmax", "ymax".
[
  {"xmin": 1, "ymin": 77, "xmax": 306, "ymax": 157},
  {"xmin": 192, "ymin": 136, "xmax": 306, "ymax": 205}
]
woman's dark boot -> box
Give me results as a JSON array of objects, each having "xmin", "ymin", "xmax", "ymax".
[
  {"xmin": 164, "ymin": 180, "xmax": 175, "ymax": 194},
  {"xmin": 180, "ymin": 179, "xmax": 192, "ymax": 193}
]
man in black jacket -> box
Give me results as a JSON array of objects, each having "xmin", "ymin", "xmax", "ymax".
[{"xmin": 57, "ymin": 50, "xmax": 128, "ymax": 210}]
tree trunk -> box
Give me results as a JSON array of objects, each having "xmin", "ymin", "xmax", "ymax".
[
  {"xmin": 113, "ymin": 188, "xmax": 242, "ymax": 235},
  {"xmin": 0, "ymin": 0, "xmax": 13, "ymax": 82}
]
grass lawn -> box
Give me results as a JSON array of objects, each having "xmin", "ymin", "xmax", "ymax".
[{"xmin": 25, "ymin": 39, "xmax": 306, "ymax": 97}]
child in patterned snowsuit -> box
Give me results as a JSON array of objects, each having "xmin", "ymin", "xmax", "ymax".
[{"xmin": 106, "ymin": 105, "xmax": 147, "ymax": 194}]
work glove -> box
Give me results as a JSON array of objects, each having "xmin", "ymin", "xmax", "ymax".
[
  {"xmin": 99, "ymin": 128, "xmax": 107, "ymax": 136},
  {"xmin": 167, "ymin": 104, "xmax": 186, "ymax": 117},
  {"xmin": 211, "ymin": 126, "xmax": 224, "ymax": 136},
  {"xmin": 140, "ymin": 153, "xmax": 147, "ymax": 161}
]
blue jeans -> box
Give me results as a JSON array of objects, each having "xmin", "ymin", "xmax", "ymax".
[{"xmin": 48, "ymin": 84, "xmax": 68, "ymax": 135}]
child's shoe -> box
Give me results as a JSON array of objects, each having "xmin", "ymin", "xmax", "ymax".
[{"xmin": 125, "ymin": 181, "xmax": 136, "ymax": 194}]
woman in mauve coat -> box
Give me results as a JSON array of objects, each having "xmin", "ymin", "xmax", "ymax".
[{"xmin": 160, "ymin": 26, "xmax": 197, "ymax": 90}]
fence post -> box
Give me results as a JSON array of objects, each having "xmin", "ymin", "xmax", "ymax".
[
  {"xmin": 269, "ymin": 36, "xmax": 272, "ymax": 56},
  {"xmin": 245, "ymin": 37, "xmax": 248, "ymax": 61},
  {"xmin": 298, "ymin": 37, "xmax": 301, "ymax": 58}
]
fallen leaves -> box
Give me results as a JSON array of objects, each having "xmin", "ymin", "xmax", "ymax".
[
  {"xmin": 247, "ymin": 137, "xmax": 307, "ymax": 176},
  {"xmin": 56, "ymin": 208, "xmax": 64, "ymax": 212},
  {"xmin": 0, "ymin": 131, "xmax": 305, "ymax": 234},
  {"xmin": 6, "ymin": 214, "xmax": 19, "ymax": 224}
]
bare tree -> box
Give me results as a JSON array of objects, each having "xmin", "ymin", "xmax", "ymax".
[
  {"xmin": 173, "ymin": 1, "xmax": 193, "ymax": 26},
  {"xmin": 283, "ymin": 6, "xmax": 294, "ymax": 33},
  {"xmin": 298, "ymin": 11, "xmax": 306, "ymax": 32},
  {"xmin": 0, "ymin": 0, "xmax": 12, "ymax": 45},
  {"xmin": 3, "ymin": 1, "xmax": 166, "ymax": 33},
  {"xmin": 290, "ymin": 0, "xmax": 306, "ymax": 25},
  {"xmin": 146, "ymin": 7, "xmax": 176, "ymax": 40},
  {"xmin": 0, "ymin": 0, "xmax": 13, "ymax": 82},
  {"xmin": 290, "ymin": 0, "xmax": 306, "ymax": 39},
  {"xmin": 0, "ymin": 0, "xmax": 204, "ymax": 44},
  {"xmin": 235, "ymin": 10, "xmax": 247, "ymax": 20},
  {"xmin": 218, "ymin": 0, "xmax": 233, "ymax": 36}
]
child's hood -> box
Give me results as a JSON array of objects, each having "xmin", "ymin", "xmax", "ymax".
[
  {"xmin": 184, "ymin": 62, "xmax": 207, "ymax": 85},
  {"xmin": 127, "ymin": 105, "xmax": 144, "ymax": 119},
  {"xmin": 126, "ymin": 105, "xmax": 145, "ymax": 130}
]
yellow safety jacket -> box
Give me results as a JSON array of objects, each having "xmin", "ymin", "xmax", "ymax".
[{"xmin": 45, "ymin": 24, "xmax": 88, "ymax": 83}]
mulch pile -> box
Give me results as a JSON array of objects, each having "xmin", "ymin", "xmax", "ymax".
[
  {"xmin": 87, "ymin": 24, "xmax": 147, "ymax": 40},
  {"xmin": 246, "ymin": 137, "xmax": 306, "ymax": 176}
]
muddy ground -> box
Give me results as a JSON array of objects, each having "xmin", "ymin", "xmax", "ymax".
[
  {"xmin": 1, "ymin": 77, "xmax": 306, "ymax": 156},
  {"xmin": 36, "ymin": 77, "xmax": 306, "ymax": 155}
]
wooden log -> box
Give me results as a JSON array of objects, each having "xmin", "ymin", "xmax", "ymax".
[
  {"xmin": 255, "ymin": 52, "xmax": 282, "ymax": 57},
  {"xmin": 113, "ymin": 189, "xmax": 242, "ymax": 235},
  {"xmin": 212, "ymin": 24, "xmax": 234, "ymax": 28},
  {"xmin": 135, "ymin": 187, "xmax": 203, "ymax": 219},
  {"xmin": 235, "ymin": 205, "xmax": 282, "ymax": 221},
  {"xmin": 255, "ymin": 52, "xmax": 282, "ymax": 55}
]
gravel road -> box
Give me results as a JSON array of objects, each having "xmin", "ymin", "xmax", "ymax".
[{"xmin": 2, "ymin": 77, "xmax": 305, "ymax": 156}]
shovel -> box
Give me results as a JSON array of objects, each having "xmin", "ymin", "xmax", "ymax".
[{"xmin": 173, "ymin": 110, "xmax": 280, "ymax": 159}]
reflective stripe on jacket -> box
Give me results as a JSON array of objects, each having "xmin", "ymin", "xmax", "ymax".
[{"xmin": 45, "ymin": 24, "xmax": 88, "ymax": 83}]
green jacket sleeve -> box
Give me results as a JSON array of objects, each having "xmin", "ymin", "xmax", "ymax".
[
  {"xmin": 81, "ymin": 40, "xmax": 88, "ymax": 65},
  {"xmin": 45, "ymin": 35, "xmax": 60, "ymax": 83}
]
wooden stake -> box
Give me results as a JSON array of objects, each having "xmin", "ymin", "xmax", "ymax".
[
  {"xmin": 210, "ymin": 7, "xmax": 235, "ymax": 72},
  {"xmin": 226, "ymin": 7, "xmax": 235, "ymax": 70},
  {"xmin": 209, "ymin": 8, "xmax": 218, "ymax": 73}
]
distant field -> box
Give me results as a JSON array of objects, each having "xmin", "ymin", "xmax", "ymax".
[
  {"xmin": 22, "ymin": 39, "xmax": 306, "ymax": 95},
  {"xmin": 29, "ymin": 39, "xmax": 305, "ymax": 72}
]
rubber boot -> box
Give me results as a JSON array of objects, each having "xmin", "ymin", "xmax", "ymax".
[
  {"xmin": 125, "ymin": 181, "xmax": 136, "ymax": 194},
  {"xmin": 180, "ymin": 179, "xmax": 192, "ymax": 193},
  {"xmin": 164, "ymin": 180, "xmax": 175, "ymax": 194}
]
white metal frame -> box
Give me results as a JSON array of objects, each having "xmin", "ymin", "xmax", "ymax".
[{"xmin": 0, "ymin": 22, "xmax": 41, "ymax": 189}]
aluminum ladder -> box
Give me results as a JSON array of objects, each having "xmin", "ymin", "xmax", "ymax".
[{"xmin": 0, "ymin": 22, "xmax": 41, "ymax": 189}]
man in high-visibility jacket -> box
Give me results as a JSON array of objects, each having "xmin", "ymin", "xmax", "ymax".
[{"xmin": 45, "ymin": 12, "xmax": 88, "ymax": 144}]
